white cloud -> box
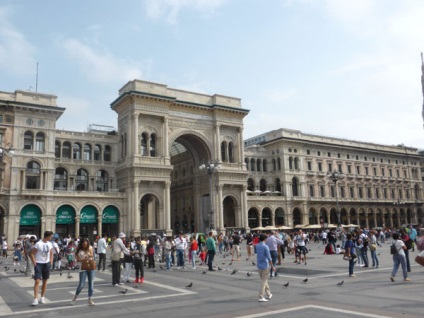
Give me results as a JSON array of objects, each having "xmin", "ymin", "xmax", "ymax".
[
  {"xmin": 0, "ymin": 6, "xmax": 36, "ymax": 76},
  {"xmin": 142, "ymin": 0, "xmax": 227, "ymax": 24},
  {"xmin": 61, "ymin": 38, "xmax": 151, "ymax": 84}
]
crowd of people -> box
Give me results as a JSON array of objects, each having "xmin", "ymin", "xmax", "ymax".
[{"xmin": 1, "ymin": 224, "xmax": 423, "ymax": 306}]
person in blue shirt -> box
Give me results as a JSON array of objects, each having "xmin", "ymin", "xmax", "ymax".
[
  {"xmin": 344, "ymin": 233, "xmax": 356, "ymax": 277},
  {"xmin": 256, "ymin": 234, "xmax": 275, "ymax": 302}
]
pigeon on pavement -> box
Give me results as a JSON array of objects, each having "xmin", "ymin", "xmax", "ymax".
[
  {"xmin": 302, "ymin": 278, "xmax": 308, "ymax": 283},
  {"xmin": 283, "ymin": 282, "xmax": 289, "ymax": 287},
  {"xmin": 185, "ymin": 282, "xmax": 193, "ymax": 288},
  {"xmin": 337, "ymin": 280, "xmax": 344, "ymax": 286},
  {"xmin": 119, "ymin": 289, "xmax": 128, "ymax": 294}
]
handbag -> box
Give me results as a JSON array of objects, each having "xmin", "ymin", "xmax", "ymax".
[
  {"xmin": 81, "ymin": 258, "xmax": 97, "ymax": 271},
  {"xmin": 369, "ymin": 244, "xmax": 377, "ymax": 251},
  {"xmin": 415, "ymin": 251, "xmax": 424, "ymax": 266}
]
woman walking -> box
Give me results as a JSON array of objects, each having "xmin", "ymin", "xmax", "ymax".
[
  {"xmin": 189, "ymin": 236, "xmax": 198, "ymax": 269},
  {"xmin": 123, "ymin": 241, "xmax": 133, "ymax": 283},
  {"xmin": 390, "ymin": 233, "xmax": 410, "ymax": 282},
  {"xmin": 71, "ymin": 238, "xmax": 96, "ymax": 306},
  {"xmin": 369, "ymin": 230, "xmax": 379, "ymax": 268}
]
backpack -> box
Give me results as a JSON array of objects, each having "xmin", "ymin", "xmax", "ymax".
[{"xmin": 390, "ymin": 242, "xmax": 399, "ymax": 255}]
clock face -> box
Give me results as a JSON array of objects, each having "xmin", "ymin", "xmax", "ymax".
[
  {"xmin": 26, "ymin": 118, "xmax": 33, "ymax": 125},
  {"xmin": 37, "ymin": 119, "xmax": 45, "ymax": 126}
]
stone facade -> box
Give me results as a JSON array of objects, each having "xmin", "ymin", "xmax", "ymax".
[{"xmin": 0, "ymin": 81, "xmax": 422, "ymax": 242}]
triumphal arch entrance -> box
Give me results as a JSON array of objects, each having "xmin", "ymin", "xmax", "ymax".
[{"xmin": 111, "ymin": 80, "xmax": 249, "ymax": 236}]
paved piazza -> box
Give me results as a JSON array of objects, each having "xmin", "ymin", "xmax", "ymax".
[{"xmin": 0, "ymin": 241, "xmax": 422, "ymax": 318}]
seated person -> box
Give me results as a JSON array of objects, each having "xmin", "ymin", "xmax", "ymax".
[
  {"xmin": 323, "ymin": 242, "xmax": 335, "ymax": 254},
  {"xmin": 335, "ymin": 244, "xmax": 341, "ymax": 254}
]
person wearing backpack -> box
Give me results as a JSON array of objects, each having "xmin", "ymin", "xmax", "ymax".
[
  {"xmin": 390, "ymin": 232, "xmax": 410, "ymax": 282},
  {"xmin": 400, "ymin": 228, "xmax": 412, "ymax": 272}
]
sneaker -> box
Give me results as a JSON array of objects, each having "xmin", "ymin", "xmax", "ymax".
[
  {"xmin": 404, "ymin": 278, "xmax": 411, "ymax": 282},
  {"xmin": 390, "ymin": 277, "xmax": 395, "ymax": 282},
  {"xmin": 88, "ymin": 298, "xmax": 95, "ymax": 306},
  {"xmin": 140, "ymin": 277, "xmax": 144, "ymax": 284},
  {"xmin": 32, "ymin": 299, "xmax": 38, "ymax": 306},
  {"xmin": 258, "ymin": 297, "xmax": 269, "ymax": 302},
  {"xmin": 119, "ymin": 283, "xmax": 124, "ymax": 285},
  {"xmin": 177, "ymin": 267, "xmax": 180, "ymax": 270},
  {"xmin": 40, "ymin": 297, "xmax": 46, "ymax": 304},
  {"xmin": 113, "ymin": 284, "xmax": 119, "ymax": 287},
  {"xmin": 134, "ymin": 278, "xmax": 139, "ymax": 283},
  {"xmin": 349, "ymin": 274, "xmax": 355, "ymax": 277},
  {"xmin": 267, "ymin": 294, "xmax": 273, "ymax": 300},
  {"xmin": 71, "ymin": 297, "xmax": 77, "ymax": 306}
]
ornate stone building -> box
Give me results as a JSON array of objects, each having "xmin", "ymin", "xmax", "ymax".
[
  {"xmin": 0, "ymin": 80, "xmax": 422, "ymax": 241},
  {"xmin": 244, "ymin": 129, "xmax": 424, "ymax": 229}
]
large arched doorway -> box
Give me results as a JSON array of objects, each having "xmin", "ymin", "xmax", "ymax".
[
  {"xmin": 140, "ymin": 194, "xmax": 160, "ymax": 231},
  {"xmin": 223, "ymin": 196, "xmax": 236, "ymax": 228},
  {"xmin": 248, "ymin": 208, "xmax": 259, "ymax": 229},
  {"xmin": 19, "ymin": 204, "xmax": 42, "ymax": 237},
  {"xmin": 56, "ymin": 205, "xmax": 76, "ymax": 238},
  {"xmin": 292, "ymin": 208, "xmax": 302, "ymax": 226},
  {"xmin": 261, "ymin": 208, "xmax": 272, "ymax": 227},
  {"xmin": 275, "ymin": 208, "xmax": 285, "ymax": 226}
]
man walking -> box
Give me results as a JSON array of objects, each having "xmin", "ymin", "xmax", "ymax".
[
  {"xmin": 231, "ymin": 231, "xmax": 241, "ymax": 261},
  {"xmin": 174, "ymin": 232, "xmax": 187, "ymax": 270},
  {"xmin": 206, "ymin": 231, "xmax": 216, "ymax": 271},
  {"xmin": 30, "ymin": 231, "xmax": 54, "ymax": 306},
  {"xmin": 256, "ymin": 234, "xmax": 275, "ymax": 302},
  {"xmin": 265, "ymin": 231, "xmax": 284, "ymax": 278},
  {"xmin": 111, "ymin": 233, "xmax": 130, "ymax": 286},
  {"xmin": 97, "ymin": 234, "xmax": 107, "ymax": 271}
]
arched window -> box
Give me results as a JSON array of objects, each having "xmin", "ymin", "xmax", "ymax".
[
  {"xmin": 73, "ymin": 143, "xmax": 82, "ymax": 160},
  {"xmin": 141, "ymin": 133, "xmax": 147, "ymax": 156},
  {"xmin": 150, "ymin": 133, "xmax": 156, "ymax": 157},
  {"xmin": 244, "ymin": 158, "xmax": 250, "ymax": 170},
  {"xmin": 24, "ymin": 131, "xmax": 33, "ymax": 150},
  {"xmin": 54, "ymin": 167, "xmax": 68, "ymax": 190},
  {"xmin": 247, "ymin": 178, "xmax": 255, "ymax": 191},
  {"xmin": 259, "ymin": 179, "xmax": 267, "ymax": 192},
  {"xmin": 76, "ymin": 168, "xmax": 89, "ymax": 191},
  {"xmin": 250, "ymin": 158, "xmax": 255, "ymax": 171},
  {"xmin": 26, "ymin": 161, "xmax": 41, "ymax": 189},
  {"xmin": 294, "ymin": 157, "xmax": 300, "ymax": 170},
  {"xmin": 228, "ymin": 142, "xmax": 234, "ymax": 163},
  {"xmin": 83, "ymin": 144, "xmax": 91, "ymax": 161},
  {"xmin": 221, "ymin": 141, "xmax": 227, "ymax": 162},
  {"xmin": 256, "ymin": 159, "xmax": 261, "ymax": 172},
  {"xmin": 94, "ymin": 144, "xmax": 101, "ymax": 161},
  {"xmin": 35, "ymin": 132, "xmax": 45, "ymax": 151},
  {"xmin": 289, "ymin": 156, "xmax": 293, "ymax": 170},
  {"xmin": 95, "ymin": 170, "xmax": 109, "ymax": 192},
  {"xmin": 55, "ymin": 140, "xmax": 61, "ymax": 158},
  {"xmin": 104, "ymin": 145, "xmax": 111, "ymax": 161},
  {"xmin": 292, "ymin": 177, "xmax": 299, "ymax": 196},
  {"xmin": 62, "ymin": 141, "xmax": 71, "ymax": 159},
  {"xmin": 262, "ymin": 159, "xmax": 267, "ymax": 172}
]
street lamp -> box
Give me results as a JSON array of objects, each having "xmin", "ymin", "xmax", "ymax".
[
  {"xmin": 0, "ymin": 143, "xmax": 14, "ymax": 160},
  {"xmin": 327, "ymin": 170, "xmax": 345, "ymax": 226},
  {"xmin": 199, "ymin": 160, "xmax": 221, "ymax": 231}
]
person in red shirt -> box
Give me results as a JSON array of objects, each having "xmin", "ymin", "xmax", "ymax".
[
  {"xmin": 190, "ymin": 236, "xmax": 198, "ymax": 269},
  {"xmin": 147, "ymin": 242, "xmax": 155, "ymax": 268},
  {"xmin": 198, "ymin": 249, "xmax": 206, "ymax": 265}
]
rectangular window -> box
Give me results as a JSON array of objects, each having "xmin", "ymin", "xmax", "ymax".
[
  {"xmin": 403, "ymin": 170, "xmax": 407, "ymax": 178},
  {"xmin": 373, "ymin": 167, "xmax": 377, "ymax": 176},
  {"xmin": 337, "ymin": 153, "xmax": 341, "ymax": 158},
  {"xmin": 396, "ymin": 170, "xmax": 400, "ymax": 177},
  {"xmin": 367, "ymin": 188, "xmax": 372, "ymax": 198},
  {"xmin": 364, "ymin": 157, "xmax": 367, "ymax": 161},
  {"xmin": 359, "ymin": 188, "xmax": 363, "ymax": 198},
  {"xmin": 317, "ymin": 151, "xmax": 321, "ymax": 156},
  {"xmin": 365, "ymin": 167, "xmax": 369, "ymax": 175},
  {"xmin": 328, "ymin": 152, "xmax": 331, "ymax": 157},
  {"xmin": 318, "ymin": 162, "xmax": 322, "ymax": 171},
  {"xmin": 389, "ymin": 169, "xmax": 393, "ymax": 177},
  {"xmin": 347, "ymin": 165, "xmax": 352, "ymax": 173},
  {"xmin": 338, "ymin": 164, "xmax": 342, "ymax": 172},
  {"xmin": 328, "ymin": 163, "xmax": 332, "ymax": 171},
  {"xmin": 309, "ymin": 185, "xmax": 314, "ymax": 197},
  {"xmin": 383, "ymin": 188, "xmax": 387, "ymax": 199},
  {"xmin": 340, "ymin": 187, "xmax": 345, "ymax": 198},
  {"xmin": 347, "ymin": 154, "xmax": 350, "ymax": 159},
  {"xmin": 307, "ymin": 161, "xmax": 312, "ymax": 170},
  {"xmin": 307, "ymin": 150, "xmax": 310, "ymax": 155},
  {"xmin": 320, "ymin": 186, "xmax": 325, "ymax": 197},
  {"xmin": 350, "ymin": 187, "xmax": 354, "ymax": 198},
  {"xmin": 356, "ymin": 166, "xmax": 360, "ymax": 174},
  {"xmin": 330, "ymin": 186, "xmax": 335, "ymax": 198},
  {"xmin": 381, "ymin": 168, "xmax": 385, "ymax": 176}
]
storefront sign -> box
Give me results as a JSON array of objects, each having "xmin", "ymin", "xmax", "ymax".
[
  {"xmin": 102, "ymin": 206, "xmax": 119, "ymax": 224},
  {"xmin": 56, "ymin": 206, "xmax": 75, "ymax": 225},
  {"xmin": 20, "ymin": 206, "xmax": 41, "ymax": 226},
  {"xmin": 80, "ymin": 206, "xmax": 97, "ymax": 224}
]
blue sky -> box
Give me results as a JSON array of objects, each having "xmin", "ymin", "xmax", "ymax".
[{"xmin": 1, "ymin": 0, "xmax": 424, "ymax": 148}]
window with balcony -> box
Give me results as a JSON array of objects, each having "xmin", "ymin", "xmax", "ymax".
[
  {"xmin": 55, "ymin": 141, "xmax": 61, "ymax": 158},
  {"xmin": 83, "ymin": 144, "xmax": 91, "ymax": 161},
  {"xmin": 95, "ymin": 170, "xmax": 109, "ymax": 192},
  {"xmin": 104, "ymin": 145, "xmax": 111, "ymax": 162},
  {"xmin": 94, "ymin": 144, "xmax": 101, "ymax": 161},
  {"xmin": 35, "ymin": 132, "xmax": 45, "ymax": 151},
  {"xmin": 26, "ymin": 161, "xmax": 41, "ymax": 189},
  {"xmin": 150, "ymin": 134, "xmax": 156, "ymax": 157},
  {"xmin": 73, "ymin": 143, "xmax": 82, "ymax": 160},
  {"xmin": 54, "ymin": 167, "xmax": 68, "ymax": 190},
  {"xmin": 292, "ymin": 177, "xmax": 299, "ymax": 196},
  {"xmin": 24, "ymin": 131, "xmax": 33, "ymax": 150},
  {"xmin": 62, "ymin": 141, "xmax": 71, "ymax": 159},
  {"xmin": 307, "ymin": 161, "xmax": 312, "ymax": 171},
  {"xmin": 76, "ymin": 168, "xmax": 89, "ymax": 191},
  {"xmin": 141, "ymin": 133, "xmax": 147, "ymax": 156}
]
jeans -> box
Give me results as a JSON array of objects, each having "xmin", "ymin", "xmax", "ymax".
[
  {"xmin": 208, "ymin": 250, "xmax": 215, "ymax": 271},
  {"xmin": 97, "ymin": 253, "xmax": 106, "ymax": 271},
  {"xmin": 391, "ymin": 254, "xmax": 407, "ymax": 279},
  {"xmin": 165, "ymin": 254, "xmax": 172, "ymax": 270},
  {"xmin": 75, "ymin": 270, "xmax": 95, "ymax": 298},
  {"xmin": 370, "ymin": 249, "xmax": 379, "ymax": 267},
  {"xmin": 111, "ymin": 260, "xmax": 121, "ymax": 285},
  {"xmin": 348, "ymin": 258, "xmax": 355, "ymax": 276},
  {"xmin": 176, "ymin": 249, "xmax": 185, "ymax": 267},
  {"xmin": 134, "ymin": 259, "xmax": 144, "ymax": 278},
  {"xmin": 269, "ymin": 251, "xmax": 278, "ymax": 277},
  {"xmin": 191, "ymin": 250, "xmax": 197, "ymax": 268},
  {"xmin": 360, "ymin": 248, "xmax": 369, "ymax": 267},
  {"xmin": 404, "ymin": 249, "xmax": 411, "ymax": 272}
]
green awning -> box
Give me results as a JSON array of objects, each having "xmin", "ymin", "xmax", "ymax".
[
  {"xmin": 20, "ymin": 204, "xmax": 41, "ymax": 226},
  {"xmin": 102, "ymin": 206, "xmax": 119, "ymax": 224},
  {"xmin": 80, "ymin": 205, "xmax": 98, "ymax": 224},
  {"xmin": 56, "ymin": 205, "xmax": 75, "ymax": 224}
]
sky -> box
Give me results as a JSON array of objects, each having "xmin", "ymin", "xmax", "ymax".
[{"xmin": 1, "ymin": 0, "xmax": 424, "ymax": 149}]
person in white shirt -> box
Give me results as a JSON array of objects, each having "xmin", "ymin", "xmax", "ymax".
[
  {"xmin": 51, "ymin": 238, "xmax": 60, "ymax": 269},
  {"xmin": 390, "ymin": 232, "xmax": 409, "ymax": 282},
  {"xmin": 97, "ymin": 234, "xmax": 107, "ymax": 271},
  {"xmin": 174, "ymin": 232, "xmax": 187, "ymax": 269},
  {"xmin": 30, "ymin": 231, "xmax": 54, "ymax": 306}
]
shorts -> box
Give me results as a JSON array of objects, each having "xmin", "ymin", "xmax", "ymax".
[
  {"xmin": 34, "ymin": 263, "xmax": 51, "ymax": 280},
  {"xmin": 297, "ymin": 246, "xmax": 308, "ymax": 255}
]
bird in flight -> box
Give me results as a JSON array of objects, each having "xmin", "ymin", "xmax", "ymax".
[
  {"xmin": 283, "ymin": 282, "xmax": 289, "ymax": 288},
  {"xmin": 119, "ymin": 289, "xmax": 128, "ymax": 295},
  {"xmin": 337, "ymin": 280, "xmax": 344, "ymax": 286},
  {"xmin": 302, "ymin": 278, "xmax": 308, "ymax": 283},
  {"xmin": 186, "ymin": 282, "xmax": 193, "ymax": 288}
]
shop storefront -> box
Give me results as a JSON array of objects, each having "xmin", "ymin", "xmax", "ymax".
[
  {"xmin": 20, "ymin": 204, "xmax": 41, "ymax": 238},
  {"xmin": 80, "ymin": 205, "xmax": 98, "ymax": 240},
  {"xmin": 56, "ymin": 205, "xmax": 76, "ymax": 238},
  {"xmin": 102, "ymin": 205, "xmax": 119, "ymax": 237}
]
